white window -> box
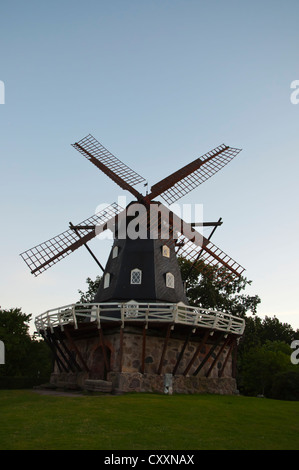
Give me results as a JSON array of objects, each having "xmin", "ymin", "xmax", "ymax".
[
  {"xmin": 104, "ymin": 273, "xmax": 110, "ymax": 289},
  {"xmin": 162, "ymin": 245, "xmax": 170, "ymax": 258},
  {"xmin": 112, "ymin": 246, "xmax": 119, "ymax": 259},
  {"xmin": 166, "ymin": 272, "xmax": 175, "ymax": 289},
  {"xmin": 131, "ymin": 268, "xmax": 142, "ymax": 285}
]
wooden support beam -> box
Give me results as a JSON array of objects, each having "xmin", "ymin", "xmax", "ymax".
[
  {"xmin": 157, "ymin": 324, "xmax": 172, "ymax": 375},
  {"xmin": 140, "ymin": 325, "xmax": 147, "ymax": 374},
  {"xmin": 99, "ymin": 327, "xmax": 109, "ymax": 372},
  {"xmin": 58, "ymin": 336, "xmax": 82, "ymax": 372},
  {"xmin": 41, "ymin": 332, "xmax": 65, "ymax": 373},
  {"xmin": 48, "ymin": 333, "xmax": 73, "ymax": 372},
  {"xmin": 232, "ymin": 340, "xmax": 238, "ymax": 379},
  {"xmin": 172, "ymin": 329, "xmax": 192, "ymax": 375},
  {"xmin": 193, "ymin": 334, "xmax": 224, "ymax": 376},
  {"xmin": 219, "ymin": 338, "xmax": 236, "ymax": 378},
  {"xmin": 64, "ymin": 328, "xmax": 90, "ymax": 372},
  {"xmin": 183, "ymin": 329, "xmax": 210, "ymax": 376},
  {"xmin": 119, "ymin": 327, "xmax": 124, "ymax": 373},
  {"xmin": 205, "ymin": 336, "xmax": 231, "ymax": 378}
]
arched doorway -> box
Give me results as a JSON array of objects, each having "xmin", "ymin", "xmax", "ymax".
[{"xmin": 90, "ymin": 346, "xmax": 111, "ymax": 380}]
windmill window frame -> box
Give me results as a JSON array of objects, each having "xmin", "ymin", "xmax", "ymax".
[
  {"xmin": 131, "ymin": 268, "xmax": 142, "ymax": 285},
  {"xmin": 165, "ymin": 272, "xmax": 175, "ymax": 289},
  {"xmin": 104, "ymin": 273, "xmax": 110, "ymax": 289},
  {"xmin": 112, "ymin": 246, "xmax": 119, "ymax": 259},
  {"xmin": 162, "ymin": 245, "xmax": 170, "ymax": 258}
]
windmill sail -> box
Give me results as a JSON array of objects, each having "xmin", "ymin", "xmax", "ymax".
[
  {"xmin": 160, "ymin": 206, "xmax": 245, "ymax": 280},
  {"xmin": 72, "ymin": 134, "xmax": 146, "ymax": 200},
  {"xmin": 20, "ymin": 203, "xmax": 123, "ymax": 276},
  {"xmin": 175, "ymin": 232, "xmax": 245, "ymax": 281},
  {"xmin": 147, "ymin": 144, "xmax": 242, "ymax": 204}
]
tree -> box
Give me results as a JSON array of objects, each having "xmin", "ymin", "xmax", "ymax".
[
  {"xmin": 0, "ymin": 308, "xmax": 52, "ymax": 387},
  {"xmin": 238, "ymin": 315, "xmax": 299, "ymax": 354},
  {"xmin": 239, "ymin": 341, "xmax": 295, "ymax": 396},
  {"xmin": 178, "ymin": 257, "xmax": 261, "ymax": 317},
  {"xmin": 271, "ymin": 370, "xmax": 299, "ymax": 400},
  {"xmin": 78, "ymin": 276, "xmax": 102, "ymax": 303},
  {"xmin": 236, "ymin": 316, "xmax": 299, "ymax": 397},
  {"xmin": 0, "ymin": 308, "xmax": 33, "ymax": 377}
]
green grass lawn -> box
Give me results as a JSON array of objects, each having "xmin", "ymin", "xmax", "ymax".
[{"xmin": 0, "ymin": 390, "xmax": 298, "ymax": 450}]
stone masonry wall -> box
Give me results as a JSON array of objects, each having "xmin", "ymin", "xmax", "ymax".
[{"xmin": 50, "ymin": 325, "xmax": 237, "ymax": 394}]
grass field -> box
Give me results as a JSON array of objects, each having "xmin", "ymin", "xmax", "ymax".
[{"xmin": 0, "ymin": 390, "xmax": 299, "ymax": 450}]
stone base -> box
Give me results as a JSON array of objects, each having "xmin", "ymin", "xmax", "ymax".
[
  {"xmin": 49, "ymin": 371, "xmax": 237, "ymax": 395},
  {"xmin": 108, "ymin": 371, "xmax": 238, "ymax": 395},
  {"xmin": 84, "ymin": 379, "xmax": 113, "ymax": 393},
  {"xmin": 47, "ymin": 323, "xmax": 239, "ymax": 395}
]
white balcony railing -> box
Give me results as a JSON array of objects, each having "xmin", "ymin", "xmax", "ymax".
[{"xmin": 35, "ymin": 302, "xmax": 245, "ymax": 336}]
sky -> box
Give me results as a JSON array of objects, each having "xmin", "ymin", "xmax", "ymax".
[{"xmin": 0, "ymin": 0, "xmax": 299, "ymax": 333}]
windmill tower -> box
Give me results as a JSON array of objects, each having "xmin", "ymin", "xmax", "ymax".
[{"xmin": 21, "ymin": 135, "xmax": 246, "ymax": 395}]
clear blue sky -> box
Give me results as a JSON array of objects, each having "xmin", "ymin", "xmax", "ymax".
[{"xmin": 1, "ymin": 0, "xmax": 299, "ymax": 332}]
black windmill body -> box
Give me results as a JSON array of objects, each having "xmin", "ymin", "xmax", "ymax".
[
  {"xmin": 94, "ymin": 211, "xmax": 188, "ymax": 304},
  {"xmin": 21, "ymin": 135, "xmax": 245, "ymax": 305}
]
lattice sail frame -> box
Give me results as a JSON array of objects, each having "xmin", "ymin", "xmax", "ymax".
[
  {"xmin": 72, "ymin": 134, "xmax": 146, "ymax": 199},
  {"xmin": 149, "ymin": 144, "xmax": 241, "ymax": 204},
  {"xmin": 175, "ymin": 232, "xmax": 245, "ymax": 282},
  {"xmin": 20, "ymin": 203, "xmax": 122, "ymax": 276}
]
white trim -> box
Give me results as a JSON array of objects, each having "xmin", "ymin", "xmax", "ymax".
[{"xmin": 34, "ymin": 302, "xmax": 246, "ymax": 336}]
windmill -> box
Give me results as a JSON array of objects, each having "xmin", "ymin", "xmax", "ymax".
[
  {"xmin": 21, "ymin": 135, "xmax": 246, "ymax": 395},
  {"xmin": 20, "ymin": 134, "xmax": 244, "ymax": 298}
]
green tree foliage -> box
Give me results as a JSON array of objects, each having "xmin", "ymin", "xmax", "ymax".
[
  {"xmin": 78, "ymin": 276, "xmax": 102, "ymax": 303},
  {"xmin": 0, "ymin": 308, "xmax": 52, "ymax": 387},
  {"xmin": 178, "ymin": 257, "xmax": 261, "ymax": 316},
  {"xmin": 239, "ymin": 341, "xmax": 294, "ymax": 396},
  {"xmin": 271, "ymin": 370, "xmax": 299, "ymax": 401},
  {"xmin": 237, "ymin": 316, "xmax": 299, "ymax": 398}
]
